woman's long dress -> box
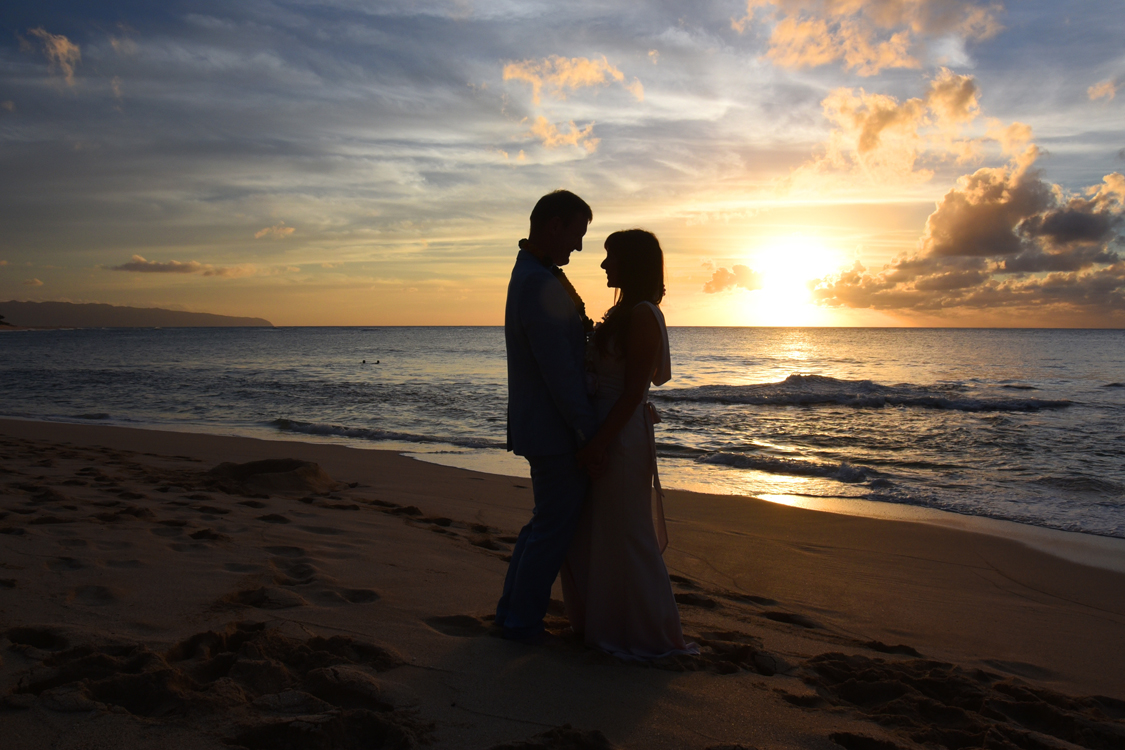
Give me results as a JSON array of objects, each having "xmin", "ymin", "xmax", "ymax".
[{"xmin": 561, "ymin": 302, "xmax": 698, "ymax": 659}]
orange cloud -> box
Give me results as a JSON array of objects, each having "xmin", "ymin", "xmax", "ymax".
[
  {"xmin": 503, "ymin": 55, "xmax": 642, "ymax": 104},
  {"xmin": 703, "ymin": 265, "xmax": 764, "ymax": 293},
  {"xmin": 24, "ymin": 278, "xmax": 44, "ymax": 287},
  {"xmin": 26, "ymin": 27, "xmax": 81, "ymax": 85},
  {"xmin": 1088, "ymin": 79, "xmax": 1116, "ymax": 102},
  {"xmin": 527, "ymin": 117, "xmax": 599, "ymax": 152},
  {"xmin": 733, "ymin": 1, "xmax": 1003, "ymax": 76},
  {"xmin": 811, "ymin": 147, "xmax": 1125, "ymax": 316},
  {"xmin": 1, "ymin": 101, "xmax": 13, "ymax": 112},
  {"xmin": 791, "ymin": 68, "xmax": 987, "ymax": 187},
  {"xmin": 986, "ymin": 119, "xmax": 1032, "ymax": 155},
  {"xmin": 254, "ymin": 222, "xmax": 296, "ymax": 239}
]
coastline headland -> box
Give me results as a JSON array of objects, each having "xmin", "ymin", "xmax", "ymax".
[{"xmin": 0, "ymin": 300, "xmax": 273, "ymax": 328}]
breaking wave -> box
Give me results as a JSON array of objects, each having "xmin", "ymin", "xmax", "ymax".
[{"xmin": 657, "ymin": 374, "xmax": 1071, "ymax": 412}]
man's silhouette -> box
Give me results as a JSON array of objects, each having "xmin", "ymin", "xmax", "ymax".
[{"xmin": 495, "ymin": 190, "xmax": 598, "ymax": 642}]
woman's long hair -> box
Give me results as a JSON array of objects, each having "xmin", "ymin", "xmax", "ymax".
[{"xmin": 595, "ymin": 229, "xmax": 665, "ymax": 356}]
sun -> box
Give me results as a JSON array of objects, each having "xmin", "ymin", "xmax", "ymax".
[{"xmin": 739, "ymin": 236, "xmax": 849, "ymax": 325}]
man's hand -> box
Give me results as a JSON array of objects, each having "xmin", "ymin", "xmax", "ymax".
[{"xmin": 577, "ymin": 441, "xmax": 608, "ymax": 479}]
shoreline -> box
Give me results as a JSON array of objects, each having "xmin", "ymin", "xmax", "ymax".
[
  {"xmin": 1, "ymin": 416, "xmax": 1123, "ymax": 747},
  {"xmin": 6, "ymin": 415, "xmax": 1124, "ymax": 575}
]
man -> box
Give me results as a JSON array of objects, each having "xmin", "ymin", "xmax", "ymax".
[{"xmin": 496, "ymin": 190, "xmax": 599, "ymax": 643}]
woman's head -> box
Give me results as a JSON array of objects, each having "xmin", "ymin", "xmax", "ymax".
[{"xmin": 602, "ymin": 229, "xmax": 665, "ymax": 305}]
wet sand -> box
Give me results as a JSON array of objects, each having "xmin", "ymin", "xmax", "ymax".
[{"xmin": 1, "ymin": 418, "xmax": 1123, "ymax": 749}]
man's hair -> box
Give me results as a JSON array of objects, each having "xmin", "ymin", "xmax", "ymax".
[{"xmin": 529, "ymin": 190, "xmax": 592, "ymax": 232}]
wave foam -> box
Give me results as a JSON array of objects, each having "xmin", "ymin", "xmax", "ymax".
[
  {"xmin": 696, "ymin": 451, "xmax": 872, "ymax": 483},
  {"xmin": 658, "ymin": 374, "xmax": 1070, "ymax": 412}
]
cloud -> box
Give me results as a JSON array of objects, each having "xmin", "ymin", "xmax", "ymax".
[
  {"xmin": 109, "ymin": 23, "xmax": 138, "ymax": 56},
  {"xmin": 254, "ymin": 222, "xmax": 296, "ymax": 239},
  {"xmin": 986, "ymin": 120, "xmax": 1033, "ymax": 155},
  {"xmin": 0, "ymin": 260, "xmax": 7, "ymax": 266},
  {"xmin": 26, "ymin": 28, "xmax": 81, "ymax": 86},
  {"xmin": 503, "ymin": 55, "xmax": 642, "ymax": 154},
  {"xmin": 528, "ymin": 117, "xmax": 599, "ymax": 152},
  {"xmin": 111, "ymin": 256, "xmax": 208, "ymax": 273},
  {"xmin": 733, "ymin": 1, "xmax": 1004, "ymax": 75},
  {"xmin": 109, "ymin": 255, "xmax": 256, "ymax": 278},
  {"xmin": 703, "ymin": 264, "xmax": 764, "ymax": 293},
  {"xmin": 790, "ymin": 68, "xmax": 984, "ymax": 187},
  {"xmin": 502, "ymin": 55, "xmax": 643, "ymax": 105},
  {"xmin": 1, "ymin": 101, "xmax": 13, "ymax": 112},
  {"xmin": 1088, "ymin": 79, "xmax": 1117, "ymax": 102},
  {"xmin": 24, "ymin": 278, "xmax": 44, "ymax": 287},
  {"xmin": 810, "ymin": 147, "xmax": 1125, "ymax": 315}
]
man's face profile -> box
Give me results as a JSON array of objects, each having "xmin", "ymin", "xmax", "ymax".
[{"xmin": 547, "ymin": 216, "xmax": 588, "ymax": 267}]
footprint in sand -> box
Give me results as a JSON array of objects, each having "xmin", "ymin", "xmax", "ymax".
[
  {"xmin": 224, "ymin": 562, "xmax": 260, "ymax": 573},
  {"xmin": 169, "ymin": 542, "xmax": 210, "ymax": 552},
  {"xmin": 105, "ymin": 559, "xmax": 144, "ymax": 569},
  {"xmin": 674, "ymin": 592, "xmax": 719, "ymax": 609},
  {"xmin": 728, "ymin": 593, "xmax": 778, "ymax": 606},
  {"xmin": 190, "ymin": 528, "xmax": 228, "ymax": 541},
  {"xmin": 339, "ymin": 588, "xmax": 379, "ymax": 604},
  {"xmin": 312, "ymin": 588, "xmax": 381, "ymax": 606},
  {"xmin": 424, "ymin": 615, "xmax": 490, "ymax": 637},
  {"xmin": 273, "ymin": 559, "xmax": 318, "ymax": 584},
  {"xmin": 47, "ymin": 557, "xmax": 84, "ymax": 572},
  {"xmin": 192, "ymin": 505, "xmax": 231, "ymax": 516},
  {"xmin": 29, "ymin": 515, "xmax": 73, "ymax": 525},
  {"xmin": 862, "ymin": 641, "xmax": 922, "ymax": 657},
  {"xmin": 264, "ymin": 545, "xmax": 306, "ymax": 557},
  {"xmin": 238, "ymin": 500, "xmax": 268, "ymax": 508},
  {"xmin": 257, "ymin": 514, "xmax": 290, "ymax": 524},
  {"xmin": 66, "ymin": 585, "xmax": 117, "ymax": 606},
  {"xmin": 761, "ymin": 611, "xmax": 818, "ymax": 629},
  {"xmin": 226, "ymin": 586, "xmax": 307, "ymax": 610},
  {"xmin": 5, "ymin": 626, "xmax": 69, "ymax": 653},
  {"xmin": 298, "ymin": 525, "xmax": 345, "ymax": 535}
]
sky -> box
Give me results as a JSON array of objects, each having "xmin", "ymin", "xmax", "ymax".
[{"xmin": 1, "ymin": 1, "xmax": 1123, "ymax": 327}]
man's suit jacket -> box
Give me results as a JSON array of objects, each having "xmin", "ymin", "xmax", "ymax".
[{"xmin": 505, "ymin": 248, "xmax": 598, "ymax": 457}]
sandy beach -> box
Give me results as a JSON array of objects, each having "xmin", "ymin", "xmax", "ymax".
[{"xmin": 1, "ymin": 417, "xmax": 1123, "ymax": 750}]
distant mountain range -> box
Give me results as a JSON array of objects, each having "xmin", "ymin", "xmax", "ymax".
[{"xmin": 0, "ymin": 301, "xmax": 273, "ymax": 328}]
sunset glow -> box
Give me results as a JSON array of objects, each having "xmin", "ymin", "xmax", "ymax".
[{"xmin": 1, "ymin": 3, "xmax": 1122, "ymax": 327}]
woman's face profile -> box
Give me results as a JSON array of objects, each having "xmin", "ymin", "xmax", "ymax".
[{"xmin": 601, "ymin": 246, "xmax": 622, "ymax": 288}]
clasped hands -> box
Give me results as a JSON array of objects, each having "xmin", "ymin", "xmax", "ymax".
[{"xmin": 577, "ymin": 439, "xmax": 609, "ymax": 479}]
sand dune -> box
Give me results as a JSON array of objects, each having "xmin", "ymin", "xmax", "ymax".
[{"xmin": 1, "ymin": 418, "xmax": 1123, "ymax": 749}]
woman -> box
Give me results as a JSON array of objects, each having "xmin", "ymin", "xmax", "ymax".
[{"xmin": 562, "ymin": 229, "xmax": 697, "ymax": 659}]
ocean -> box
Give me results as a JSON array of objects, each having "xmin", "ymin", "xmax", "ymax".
[{"xmin": 2, "ymin": 326, "xmax": 1123, "ymax": 539}]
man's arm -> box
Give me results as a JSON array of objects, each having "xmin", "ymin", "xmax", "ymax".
[{"xmin": 520, "ymin": 274, "xmax": 598, "ymax": 445}]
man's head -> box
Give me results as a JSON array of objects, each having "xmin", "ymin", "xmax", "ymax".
[{"xmin": 526, "ymin": 190, "xmax": 592, "ymax": 267}]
